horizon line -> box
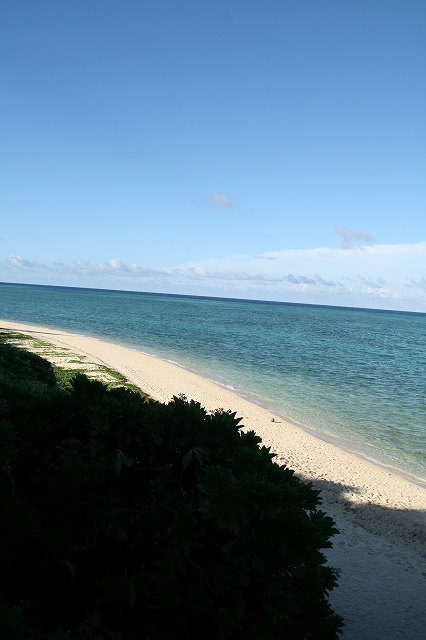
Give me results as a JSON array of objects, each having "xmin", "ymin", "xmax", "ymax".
[{"xmin": 1, "ymin": 280, "xmax": 425, "ymax": 317}]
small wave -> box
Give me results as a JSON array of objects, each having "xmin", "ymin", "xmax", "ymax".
[
  {"xmin": 166, "ymin": 359, "xmax": 186, "ymax": 368},
  {"xmin": 213, "ymin": 380, "xmax": 236, "ymax": 391}
]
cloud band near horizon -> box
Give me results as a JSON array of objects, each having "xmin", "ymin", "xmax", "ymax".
[{"xmin": 2, "ymin": 241, "xmax": 426, "ymax": 311}]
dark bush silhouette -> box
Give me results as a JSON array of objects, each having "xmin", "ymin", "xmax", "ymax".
[
  {"xmin": 0, "ymin": 341, "xmax": 342, "ymax": 639},
  {"xmin": 0, "ymin": 339, "xmax": 56, "ymax": 385}
]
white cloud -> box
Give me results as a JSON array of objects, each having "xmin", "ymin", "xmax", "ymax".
[
  {"xmin": 108, "ymin": 258, "xmax": 123, "ymax": 271},
  {"xmin": 2, "ymin": 241, "xmax": 426, "ymax": 311},
  {"xmin": 189, "ymin": 265, "xmax": 209, "ymax": 277},
  {"xmin": 361, "ymin": 287, "xmax": 394, "ymax": 298},
  {"xmin": 6, "ymin": 255, "xmax": 48, "ymax": 269},
  {"xmin": 72, "ymin": 259, "xmax": 174, "ymax": 278},
  {"xmin": 177, "ymin": 241, "xmax": 426, "ymax": 309},
  {"xmin": 257, "ymin": 241, "xmax": 426, "ymax": 261},
  {"xmin": 210, "ymin": 192, "xmax": 236, "ymax": 209}
]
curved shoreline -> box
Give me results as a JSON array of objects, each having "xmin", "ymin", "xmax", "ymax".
[
  {"xmin": 85, "ymin": 330, "xmax": 426, "ymax": 489},
  {"xmin": 1, "ymin": 318, "xmax": 426, "ymax": 639}
]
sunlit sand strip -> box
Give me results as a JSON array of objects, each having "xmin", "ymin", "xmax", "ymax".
[
  {"xmin": 1, "ymin": 319, "xmax": 425, "ymax": 639},
  {"xmin": 1, "ymin": 326, "xmax": 137, "ymax": 387}
]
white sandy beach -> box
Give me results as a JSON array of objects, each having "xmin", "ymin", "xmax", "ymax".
[{"xmin": 1, "ymin": 319, "xmax": 425, "ymax": 639}]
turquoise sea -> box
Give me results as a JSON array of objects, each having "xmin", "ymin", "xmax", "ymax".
[{"xmin": 1, "ymin": 282, "xmax": 425, "ymax": 485}]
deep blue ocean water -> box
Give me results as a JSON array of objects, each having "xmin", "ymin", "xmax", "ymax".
[{"xmin": 1, "ymin": 282, "xmax": 425, "ymax": 484}]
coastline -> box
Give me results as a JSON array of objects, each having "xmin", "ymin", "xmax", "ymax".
[{"xmin": 1, "ymin": 318, "xmax": 425, "ymax": 639}]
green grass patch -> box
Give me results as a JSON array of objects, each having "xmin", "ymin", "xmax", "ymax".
[{"xmin": 0, "ymin": 329, "xmax": 147, "ymax": 398}]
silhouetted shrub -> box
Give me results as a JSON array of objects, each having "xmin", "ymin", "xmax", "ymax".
[{"xmin": 0, "ymin": 342, "xmax": 342, "ymax": 639}]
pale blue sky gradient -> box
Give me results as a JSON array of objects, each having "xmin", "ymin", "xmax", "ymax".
[{"xmin": 1, "ymin": 0, "xmax": 425, "ymax": 310}]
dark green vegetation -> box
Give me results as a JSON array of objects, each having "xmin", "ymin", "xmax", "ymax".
[{"xmin": 0, "ymin": 338, "xmax": 342, "ymax": 639}]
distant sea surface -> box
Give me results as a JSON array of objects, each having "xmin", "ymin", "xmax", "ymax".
[{"xmin": 1, "ymin": 282, "xmax": 425, "ymax": 484}]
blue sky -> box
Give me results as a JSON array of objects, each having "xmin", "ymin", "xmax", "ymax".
[{"xmin": 1, "ymin": 0, "xmax": 425, "ymax": 311}]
